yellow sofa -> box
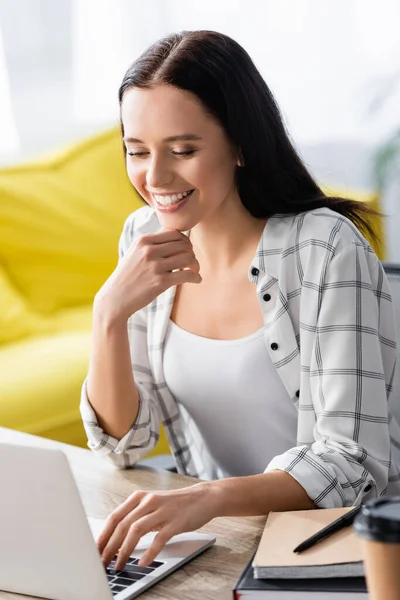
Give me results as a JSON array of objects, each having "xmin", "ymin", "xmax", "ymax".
[
  {"xmin": 0, "ymin": 127, "xmax": 172, "ymax": 454},
  {"xmin": 0, "ymin": 127, "xmax": 385, "ymax": 455}
]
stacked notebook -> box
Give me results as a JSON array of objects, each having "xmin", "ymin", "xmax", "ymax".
[{"xmin": 233, "ymin": 507, "xmax": 369, "ymax": 599}]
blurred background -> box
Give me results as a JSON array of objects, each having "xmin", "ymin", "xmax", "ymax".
[
  {"xmin": 1, "ymin": 0, "xmax": 400, "ymax": 452},
  {"xmin": 1, "ymin": 0, "xmax": 400, "ymax": 255}
]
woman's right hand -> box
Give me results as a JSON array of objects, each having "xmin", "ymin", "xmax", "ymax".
[{"xmin": 95, "ymin": 229, "xmax": 201, "ymax": 322}]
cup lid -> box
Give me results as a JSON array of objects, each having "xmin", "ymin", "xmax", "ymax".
[{"xmin": 354, "ymin": 496, "xmax": 400, "ymax": 543}]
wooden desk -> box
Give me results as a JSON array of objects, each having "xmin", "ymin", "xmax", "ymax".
[{"xmin": 0, "ymin": 428, "xmax": 266, "ymax": 600}]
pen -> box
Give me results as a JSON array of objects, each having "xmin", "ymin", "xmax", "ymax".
[{"xmin": 293, "ymin": 505, "xmax": 362, "ymax": 554}]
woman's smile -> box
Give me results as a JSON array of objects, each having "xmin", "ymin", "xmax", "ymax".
[{"xmin": 151, "ymin": 189, "xmax": 195, "ymax": 212}]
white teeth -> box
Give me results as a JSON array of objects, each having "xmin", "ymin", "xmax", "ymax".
[{"xmin": 153, "ymin": 189, "xmax": 193, "ymax": 206}]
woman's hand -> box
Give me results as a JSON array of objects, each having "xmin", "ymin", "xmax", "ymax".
[
  {"xmin": 97, "ymin": 482, "xmax": 217, "ymax": 571},
  {"xmin": 95, "ymin": 229, "xmax": 201, "ymax": 323},
  {"xmin": 97, "ymin": 472, "xmax": 315, "ymax": 571}
]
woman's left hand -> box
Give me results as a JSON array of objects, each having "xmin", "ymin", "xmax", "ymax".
[{"xmin": 97, "ymin": 481, "xmax": 217, "ymax": 571}]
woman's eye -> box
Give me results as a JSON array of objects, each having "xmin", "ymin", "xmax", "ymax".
[
  {"xmin": 171, "ymin": 149, "xmax": 196, "ymax": 157},
  {"xmin": 126, "ymin": 149, "xmax": 196, "ymax": 158},
  {"xmin": 127, "ymin": 151, "xmax": 149, "ymax": 157}
]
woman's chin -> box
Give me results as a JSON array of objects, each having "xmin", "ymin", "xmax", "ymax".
[
  {"xmin": 157, "ymin": 213, "xmax": 198, "ymax": 233},
  {"xmin": 152, "ymin": 204, "xmax": 199, "ymax": 231}
]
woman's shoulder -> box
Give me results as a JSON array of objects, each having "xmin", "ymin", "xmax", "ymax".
[
  {"xmin": 118, "ymin": 205, "xmax": 160, "ymax": 257},
  {"xmin": 276, "ymin": 207, "xmax": 372, "ymax": 256}
]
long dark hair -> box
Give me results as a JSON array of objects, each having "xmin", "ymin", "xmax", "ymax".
[{"xmin": 119, "ymin": 30, "xmax": 379, "ymax": 242}]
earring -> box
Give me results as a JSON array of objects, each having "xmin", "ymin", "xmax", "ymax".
[{"xmin": 237, "ymin": 150, "xmax": 245, "ymax": 168}]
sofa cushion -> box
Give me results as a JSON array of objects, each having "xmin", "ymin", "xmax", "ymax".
[
  {"xmin": 0, "ymin": 330, "xmax": 91, "ymax": 441},
  {"xmin": 0, "ymin": 266, "xmax": 49, "ymax": 343},
  {"xmin": 0, "ymin": 128, "xmax": 144, "ymax": 313},
  {"xmin": 47, "ymin": 304, "xmax": 93, "ymax": 332}
]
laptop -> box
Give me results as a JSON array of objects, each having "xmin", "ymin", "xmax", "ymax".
[{"xmin": 0, "ymin": 443, "xmax": 216, "ymax": 600}]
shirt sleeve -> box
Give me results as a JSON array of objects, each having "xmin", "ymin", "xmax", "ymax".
[
  {"xmin": 79, "ymin": 210, "xmax": 163, "ymax": 467},
  {"xmin": 264, "ymin": 241, "xmax": 396, "ymax": 508}
]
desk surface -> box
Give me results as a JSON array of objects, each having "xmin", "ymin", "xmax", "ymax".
[{"xmin": 0, "ymin": 427, "xmax": 266, "ymax": 600}]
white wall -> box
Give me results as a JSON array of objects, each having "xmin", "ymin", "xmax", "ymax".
[{"xmin": 164, "ymin": 0, "xmax": 400, "ymax": 147}]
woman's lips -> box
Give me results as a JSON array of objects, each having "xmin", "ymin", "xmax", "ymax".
[{"xmin": 153, "ymin": 189, "xmax": 194, "ymax": 213}]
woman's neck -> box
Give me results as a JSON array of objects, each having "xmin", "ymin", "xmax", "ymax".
[{"xmin": 189, "ymin": 198, "xmax": 267, "ymax": 274}]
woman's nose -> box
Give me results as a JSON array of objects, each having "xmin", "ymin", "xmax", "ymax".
[{"xmin": 146, "ymin": 156, "xmax": 173, "ymax": 189}]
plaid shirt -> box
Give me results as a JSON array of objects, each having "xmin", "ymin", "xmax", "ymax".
[{"xmin": 81, "ymin": 205, "xmax": 400, "ymax": 508}]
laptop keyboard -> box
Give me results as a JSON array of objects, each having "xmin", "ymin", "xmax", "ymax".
[{"xmin": 106, "ymin": 557, "xmax": 164, "ymax": 596}]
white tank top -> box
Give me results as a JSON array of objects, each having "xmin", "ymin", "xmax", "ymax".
[{"xmin": 163, "ymin": 320, "xmax": 298, "ymax": 478}]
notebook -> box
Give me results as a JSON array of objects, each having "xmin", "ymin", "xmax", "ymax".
[
  {"xmin": 233, "ymin": 552, "xmax": 368, "ymax": 599},
  {"xmin": 252, "ymin": 507, "xmax": 365, "ymax": 579}
]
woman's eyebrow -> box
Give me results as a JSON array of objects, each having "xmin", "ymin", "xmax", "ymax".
[{"xmin": 123, "ymin": 134, "xmax": 203, "ymax": 143}]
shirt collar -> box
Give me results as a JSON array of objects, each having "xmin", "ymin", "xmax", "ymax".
[{"xmin": 248, "ymin": 214, "xmax": 295, "ymax": 283}]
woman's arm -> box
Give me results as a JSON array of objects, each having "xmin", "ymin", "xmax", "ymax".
[
  {"xmin": 80, "ymin": 210, "xmax": 201, "ymax": 463},
  {"xmin": 265, "ymin": 240, "xmax": 396, "ymax": 508},
  {"xmin": 86, "ymin": 296, "xmax": 140, "ymax": 440},
  {"xmin": 208, "ymin": 470, "xmax": 316, "ymax": 516},
  {"xmin": 98, "ymin": 470, "xmax": 314, "ymax": 571},
  {"xmin": 80, "ymin": 298, "xmax": 163, "ymax": 464}
]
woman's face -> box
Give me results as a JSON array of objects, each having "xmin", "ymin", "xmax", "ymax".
[{"xmin": 121, "ymin": 84, "xmax": 240, "ymax": 232}]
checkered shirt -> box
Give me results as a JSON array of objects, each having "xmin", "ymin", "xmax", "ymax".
[{"xmin": 81, "ymin": 205, "xmax": 400, "ymax": 507}]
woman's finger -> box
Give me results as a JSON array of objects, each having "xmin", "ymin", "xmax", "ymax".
[
  {"xmin": 101, "ymin": 509, "xmax": 156, "ymax": 568},
  {"xmin": 138, "ymin": 229, "xmax": 191, "ymax": 247},
  {"xmin": 100, "ymin": 497, "xmax": 159, "ymax": 566},
  {"xmin": 97, "ymin": 491, "xmax": 144, "ymax": 553},
  {"xmin": 138, "ymin": 528, "xmax": 175, "ymax": 568},
  {"xmin": 162, "ymin": 252, "xmax": 200, "ymax": 273},
  {"xmin": 169, "ymin": 268, "xmax": 202, "ymax": 286},
  {"xmin": 153, "ymin": 240, "xmax": 193, "ymax": 259},
  {"xmin": 114, "ymin": 515, "xmax": 160, "ymax": 571}
]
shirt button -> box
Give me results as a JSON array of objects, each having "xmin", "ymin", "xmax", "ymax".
[
  {"xmin": 270, "ymin": 342, "xmax": 279, "ymax": 351},
  {"xmin": 251, "ymin": 267, "xmax": 259, "ymax": 276},
  {"xmin": 263, "ymin": 293, "xmax": 271, "ymax": 302}
]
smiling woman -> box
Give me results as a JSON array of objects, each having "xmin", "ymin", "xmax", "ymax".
[
  {"xmin": 121, "ymin": 83, "xmax": 242, "ymax": 231},
  {"xmin": 80, "ymin": 30, "xmax": 400, "ymax": 571}
]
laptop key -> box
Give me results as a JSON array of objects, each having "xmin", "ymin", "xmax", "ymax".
[
  {"xmin": 115, "ymin": 573, "xmax": 146, "ymax": 585},
  {"xmin": 149, "ymin": 560, "xmax": 164, "ymax": 568},
  {"xmin": 126, "ymin": 564, "xmax": 157, "ymax": 575},
  {"xmin": 113, "ymin": 585, "xmax": 127, "ymax": 593}
]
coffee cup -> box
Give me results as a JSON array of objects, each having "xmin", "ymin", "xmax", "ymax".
[{"xmin": 354, "ymin": 496, "xmax": 400, "ymax": 600}]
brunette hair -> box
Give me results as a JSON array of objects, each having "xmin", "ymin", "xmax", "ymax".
[{"xmin": 119, "ymin": 30, "xmax": 379, "ymax": 242}]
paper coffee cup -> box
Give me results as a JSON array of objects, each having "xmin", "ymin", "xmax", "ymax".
[{"xmin": 354, "ymin": 496, "xmax": 400, "ymax": 600}]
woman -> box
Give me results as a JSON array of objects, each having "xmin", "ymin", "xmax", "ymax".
[{"xmin": 80, "ymin": 30, "xmax": 400, "ymax": 571}]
